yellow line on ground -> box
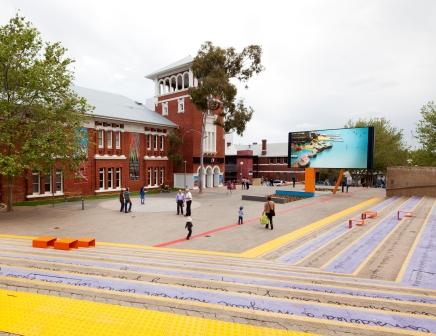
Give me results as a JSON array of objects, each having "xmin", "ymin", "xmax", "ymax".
[
  {"xmin": 0, "ymin": 288, "xmax": 316, "ymax": 336},
  {"xmin": 320, "ymin": 197, "xmax": 412, "ymax": 270},
  {"xmin": 240, "ymin": 197, "xmax": 380, "ymax": 258},
  {"xmin": 395, "ymin": 199, "xmax": 436, "ymax": 283},
  {"xmin": 352, "ymin": 197, "xmax": 425, "ymax": 276}
]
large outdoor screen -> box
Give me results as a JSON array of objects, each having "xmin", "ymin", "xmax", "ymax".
[{"xmin": 288, "ymin": 127, "xmax": 374, "ymax": 169}]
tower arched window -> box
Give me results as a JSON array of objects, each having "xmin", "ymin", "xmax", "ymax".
[
  {"xmin": 159, "ymin": 80, "xmax": 164, "ymax": 95},
  {"xmin": 183, "ymin": 72, "xmax": 189, "ymax": 89},
  {"xmin": 164, "ymin": 78, "xmax": 170, "ymax": 94},
  {"xmin": 170, "ymin": 76, "xmax": 177, "ymax": 92},
  {"xmin": 177, "ymin": 74, "xmax": 183, "ymax": 90}
]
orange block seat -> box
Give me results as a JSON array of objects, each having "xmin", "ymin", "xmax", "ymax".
[
  {"xmin": 54, "ymin": 238, "xmax": 79, "ymax": 250},
  {"xmin": 398, "ymin": 210, "xmax": 414, "ymax": 220},
  {"xmin": 361, "ymin": 211, "xmax": 378, "ymax": 220},
  {"xmin": 32, "ymin": 236, "xmax": 57, "ymax": 248},
  {"xmin": 348, "ymin": 219, "xmax": 365, "ymax": 228},
  {"xmin": 78, "ymin": 237, "xmax": 96, "ymax": 247}
]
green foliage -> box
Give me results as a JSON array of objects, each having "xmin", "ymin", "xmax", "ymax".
[
  {"xmin": 0, "ymin": 14, "xmax": 92, "ymax": 210},
  {"xmin": 409, "ymin": 148, "xmax": 436, "ymax": 167},
  {"xmin": 189, "ymin": 41, "xmax": 264, "ymax": 135},
  {"xmin": 345, "ymin": 118, "xmax": 408, "ymax": 172},
  {"xmin": 167, "ymin": 129, "xmax": 183, "ymax": 168},
  {"xmin": 413, "ymin": 101, "xmax": 436, "ymax": 166}
]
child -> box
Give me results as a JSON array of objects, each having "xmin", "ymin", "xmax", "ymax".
[
  {"xmin": 238, "ymin": 206, "xmax": 244, "ymax": 225},
  {"xmin": 185, "ymin": 216, "xmax": 193, "ymax": 240}
]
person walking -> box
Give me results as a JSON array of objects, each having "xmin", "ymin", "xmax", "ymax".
[
  {"xmin": 185, "ymin": 216, "xmax": 193, "ymax": 240},
  {"xmin": 227, "ymin": 181, "xmax": 232, "ymax": 195},
  {"xmin": 176, "ymin": 189, "xmax": 185, "ymax": 215},
  {"xmin": 119, "ymin": 189, "xmax": 124, "ymax": 212},
  {"xmin": 139, "ymin": 186, "xmax": 145, "ymax": 205},
  {"xmin": 185, "ymin": 189, "xmax": 192, "ymax": 216},
  {"xmin": 346, "ymin": 175, "xmax": 352, "ymax": 193},
  {"xmin": 292, "ymin": 176, "xmax": 296, "ymax": 188},
  {"xmin": 238, "ymin": 206, "xmax": 244, "ymax": 225},
  {"xmin": 124, "ymin": 187, "xmax": 132, "ymax": 213},
  {"xmin": 264, "ymin": 196, "xmax": 275, "ymax": 230}
]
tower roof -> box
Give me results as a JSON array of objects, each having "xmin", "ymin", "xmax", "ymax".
[{"xmin": 145, "ymin": 56, "xmax": 193, "ymax": 80}]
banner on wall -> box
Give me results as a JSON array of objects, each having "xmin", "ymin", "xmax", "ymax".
[{"xmin": 288, "ymin": 127, "xmax": 374, "ymax": 169}]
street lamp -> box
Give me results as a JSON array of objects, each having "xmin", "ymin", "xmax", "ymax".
[
  {"xmin": 183, "ymin": 160, "xmax": 187, "ymax": 189},
  {"xmin": 239, "ymin": 161, "xmax": 244, "ymax": 183}
]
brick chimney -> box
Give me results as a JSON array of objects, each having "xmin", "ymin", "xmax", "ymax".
[{"xmin": 261, "ymin": 139, "xmax": 267, "ymax": 155}]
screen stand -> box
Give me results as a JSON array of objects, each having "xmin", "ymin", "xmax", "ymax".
[
  {"xmin": 304, "ymin": 168, "xmax": 316, "ymax": 193},
  {"xmin": 332, "ymin": 169, "xmax": 344, "ymax": 194}
]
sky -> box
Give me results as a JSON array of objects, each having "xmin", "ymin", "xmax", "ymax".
[{"xmin": 2, "ymin": 0, "xmax": 435, "ymax": 147}]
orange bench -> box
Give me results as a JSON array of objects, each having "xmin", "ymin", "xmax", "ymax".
[
  {"xmin": 398, "ymin": 210, "xmax": 414, "ymax": 220},
  {"xmin": 32, "ymin": 236, "xmax": 57, "ymax": 248},
  {"xmin": 361, "ymin": 211, "xmax": 377, "ymax": 220},
  {"xmin": 348, "ymin": 219, "xmax": 365, "ymax": 228},
  {"xmin": 78, "ymin": 237, "xmax": 96, "ymax": 247},
  {"xmin": 54, "ymin": 238, "xmax": 79, "ymax": 250}
]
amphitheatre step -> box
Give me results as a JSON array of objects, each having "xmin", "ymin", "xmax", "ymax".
[
  {"xmin": 274, "ymin": 196, "xmax": 401, "ymax": 264},
  {"xmin": 1, "ymin": 265, "xmax": 435, "ymax": 336},
  {"xmin": 1, "ymin": 242, "xmax": 434, "ymax": 295},
  {"xmin": 355, "ymin": 197, "xmax": 435, "ymax": 281}
]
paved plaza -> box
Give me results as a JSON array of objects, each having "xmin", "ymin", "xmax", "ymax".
[{"xmin": 0, "ymin": 186, "xmax": 435, "ymax": 335}]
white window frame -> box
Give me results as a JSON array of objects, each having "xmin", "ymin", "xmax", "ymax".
[
  {"xmin": 162, "ymin": 102, "xmax": 169, "ymax": 116},
  {"xmin": 147, "ymin": 167, "xmax": 152, "ymax": 186},
  {"xmin": 98, "ymin": 130, "xmax": 104, "ymax": 148},
  {"xmin": 107, "ymin": 168, "xmax": 113, "ymax": 189},
  {"xmin": 160, "ymin": 135, "xmax": 164, "ymax": 151},
  {"xmin": 147, "ymin": 134, "xmax": 151, "ymax": 150},
  {"xmin": 99, "ymin": 168, "xmax": 105, "ymax": 190},
  {"xmin": 115, "ymin": 131, "xmax": 121, "ymax": 149},
  {"xmin": 160, "ymin": 168, "xmax": 164, "ymax": 185},
  {"xmin": 154, "ymin": 134, "xmax": 158, "ymax": 150},
  {"xmin": 115, "ymin": 168, "xmax": 121, "ymax": 188},
  {"xmin": 177, "ymin": 97, "xmax": 184, "ymax": 113},
  {"xmin": 154, "ymin": 168, "xmax": 158, "ymax": 186},
  {"xmin": 32, "ymin": 172, "xmax": 40, "ymax": 194},
  {"xmin": 55, "ymin": 169, "xmax": 63, "ymax": 193},
  {"xmin": 107, "ymin": 131, "xmax": 112, "ymax": 149},
  {"xmin": 44, "ymin": 172, "xmax": 52, "ymax": 194}
]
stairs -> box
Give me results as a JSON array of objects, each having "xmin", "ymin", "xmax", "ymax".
[{"xmin": 0, "ymin": 197, "xmax": 435, "ymax": 335}]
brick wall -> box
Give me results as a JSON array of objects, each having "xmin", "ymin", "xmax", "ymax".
[{"xmin": 387, "ymin": 166, "xmax": 436, "ymax": 197}]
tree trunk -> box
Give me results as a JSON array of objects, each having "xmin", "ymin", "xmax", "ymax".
[
  {"xmin": 198, "ymin": 111, "xmax": 207, "ymax": 194},
  {"xmin": 7, "ymin": 174, "xmax": 13, "ymax": 212}
]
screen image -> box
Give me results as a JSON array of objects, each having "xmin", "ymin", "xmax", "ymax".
[{"xmin": 288, "ymin": 127, "xmax": 374, "ymax": 169}]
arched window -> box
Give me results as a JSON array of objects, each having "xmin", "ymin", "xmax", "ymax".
[
  {"xmin": 183, "ymin": 72, "xmax": 189, "ymax": 89},
  {"xmin": 158, "ymin": 80, "xmax": 164, "ymax": 95},
  {"xmin": 177, "ymin": 75, "xmax": 183, "ymax": 90},
  {"xmin": 164, "ymin": 78, "xmax": 170, "ymax": 94},
  {"xmin": 170, "ymin": 76, "xmax": 177, "ymax": 92}
]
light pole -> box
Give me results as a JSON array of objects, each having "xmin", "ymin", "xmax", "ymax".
[
  {"xmin": 239, "ymin": 161, "xmax": 244, "ymax": 184},
  {"xmin": 183, "ymin": 160, "xmax": 187, "ymax": 189}
]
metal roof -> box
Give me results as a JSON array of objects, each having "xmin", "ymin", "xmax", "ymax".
[
  {"xmin": 145, "ymin": 56, "xmax": 193, "ymax": 79},
  {"xmin": 75, "ymin": 86, "xmax": 177, "ymax": 127}
]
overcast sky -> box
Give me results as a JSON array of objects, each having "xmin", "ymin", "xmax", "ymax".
[{"xmin": 2, "ymin": 0, "xmax": 435, "ymax": 147}]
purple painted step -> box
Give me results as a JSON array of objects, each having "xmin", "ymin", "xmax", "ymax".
[
  {"xmin": 324, "ymin": 196, "xmax": 422, "ymax": 274},
  {"xmin": 401, "ymin": 202, "xmax": 436, "ymax": 289},
  {"xmin": 278, "ymin": 197, "xmax": 399, "ymax": 264},
  {"xmin": 1, "ymin": 265, "xmax": 434, "ymax": 334}
]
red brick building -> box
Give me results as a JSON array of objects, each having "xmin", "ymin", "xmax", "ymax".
[
  {"xmin": 225, "ymin": 139, "xmax": 305, "ymax": 182},
  {"xmin": 0, "ymin": 56, "xmax": 225, "ymax": 204}
]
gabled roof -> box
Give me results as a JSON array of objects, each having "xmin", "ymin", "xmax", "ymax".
[
  {"xmin": 74, "ymin": 86, "xmax": 177, "ymax": 127},
  {"xmin": 145, "ymin": 56, "xmax": 193, "ymax": 80}
]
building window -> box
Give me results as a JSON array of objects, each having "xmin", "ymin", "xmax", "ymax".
[
  {"xmin": 178, "ymin": 97, "xmax": 184, "ymax": 113},
  {"xmin": 160, "ymin": 168, "xmax": 164, "ymax": 185},
  {"xmin": 107, "ymin": 131, "xmax": 112, "ymax": 149},
  {"xmin": 99, "ymin": 168, "xmax": 105, "ymax": 190},
  {"xmin": 154, "ymin": 134, "xmax": 158, "ymax": 150},
  {"xmin": 147, "ymin": 134, "xmax": 151, "ymax": 150},
  {"xmin": 160, "ymin": 135, "xmax": 164, "ymax": 151},
  {"xmin": 115, "ymin": 168, "xmax": 121, "ymax": 188},
  {"xmin": 162, "ymin": 102, "xmax": 169, "ymax": 116},
  {"xmin": 44, "ymin": 173, "xmax": 52, "ymax": 194},
  {"xmin": 107, "ymin": 168, "xmax": 113, "ymax": 189},
  {"xmin": 55, "ymin": 170, "xmax": 63, "ymax": 193},
  {"xmin": 98, "ymin": 130, "xmax": 104, "ymax": 148},
  {"xmin": 269, "ymin": 158, "xmax": 275, "ymax": 164},
  {"xmin": 147, "ymin": 167, "xmax": 152, "ymax": 186},
  {"xmin": 183, "ymin": 73, "xmax": 189, "ymax": 89},
  {"xmin": 154, "ymin": 168, "xmax": 158, "ymax": 186},
  {"xmin": 32, "ymin": 172, "xmax": 40, "ymax": 194},
  {"xmin": 115, "ymin": 131, "xmax": 121, "ymax": 149}
]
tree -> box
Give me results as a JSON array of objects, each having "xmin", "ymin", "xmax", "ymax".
[
  {"xmin": 189, "ymin": 42, "xmax": 264, "ymax": 192},
  {"xmin": 345, "ymin": 118, "xmax": 408, "ymax": 175},
  {"xmin": 0, "ymin": 14, "xmax": 91, "ymax": 211},
  {"xmin": 412, "ymin": 101, "xmax": 436, "ymax": 166},
  {"xmin": 167, "ymin": 129, "xmax": 183, "ymax": 169}
]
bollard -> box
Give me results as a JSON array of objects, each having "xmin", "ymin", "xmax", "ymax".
[{"xmin": 81, "ymin": 196, "xmax": 84, "ymax": 210}]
